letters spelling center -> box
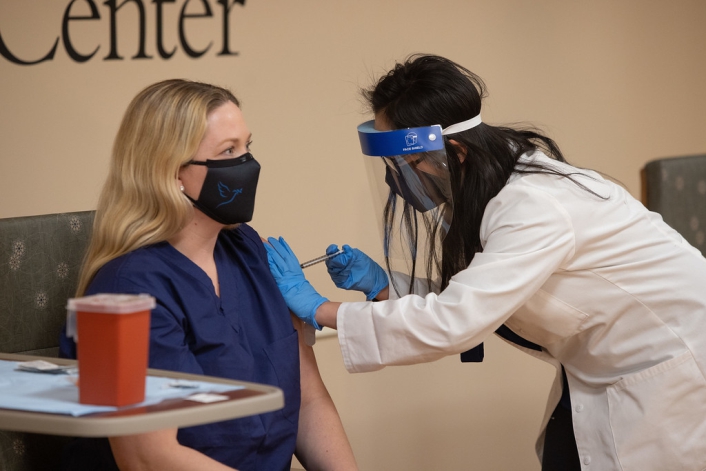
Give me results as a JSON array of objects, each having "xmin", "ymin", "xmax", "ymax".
[{"xmin": 0, "ymin": 0, "xmax": 245, "ymax": 66}]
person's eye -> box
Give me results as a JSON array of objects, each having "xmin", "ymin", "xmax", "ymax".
[
  {"xmin": 246, "ymin": 140, "xmax": 253, "ymax": 151},
  {"xmin": 224, "ymin": 146, "xmax": 235, "ymax": 155}
]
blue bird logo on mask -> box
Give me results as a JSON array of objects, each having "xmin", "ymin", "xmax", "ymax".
[{"xmin": 216, "ymin": 181, "xmax": 243, "ymax": 208}]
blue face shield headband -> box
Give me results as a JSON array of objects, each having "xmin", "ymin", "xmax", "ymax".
[
  {"xmin": 357, "ymin": 115, "xmax": 482, "ymax": 213},
  {"xmin": 357, "ymin": 121, "xmax": 452, "ymax": 213},
  {"xmin": 357, "ymin": 113, "xmax": 482, "ymax": 157},
  {"xmin": 357, "ymin": 121, "xmax": 446, "ymax": 158}
]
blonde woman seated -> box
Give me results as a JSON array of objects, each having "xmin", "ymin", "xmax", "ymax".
[{"xmin": 59, "ymin": 80, "xmax": 357, "ymax": 471}]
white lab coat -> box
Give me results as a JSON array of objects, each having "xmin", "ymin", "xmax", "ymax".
[{"xmin": 337, "ymin": 152, "xmax": 706, "ymax": 470}]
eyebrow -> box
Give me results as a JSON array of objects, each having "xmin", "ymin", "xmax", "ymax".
[{"xmin": 217, "ymin": 133, "xmax": 253, "ymax": 148}]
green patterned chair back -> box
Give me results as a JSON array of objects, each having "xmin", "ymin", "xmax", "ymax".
[
  {"xmin": 1, "ymin": 211, "xmax": 94, "ymax": 356},
  {"xmin": 643, "ymin": 154, "xmax": 706, "ymax": 257},
  {"xmin": 0, "ymin": 211, "xmax": 94, "ymax": 471}
]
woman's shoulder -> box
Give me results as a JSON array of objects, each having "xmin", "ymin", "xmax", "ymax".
[
  {"xmin": 89, "ymin": 243, "xmax": 176, "ymax": 292},
  {"xmin": 513, "ymin": 150, "xmax": 578, "ymax": 178},
  {"xmin": 234, "ymin": 223, "xmax": 261, "ymax": 241},
  {"xmin": 511, "ymin": 151, "xmax": 612, "ymax": 198},
  {"xmin": 223, "ymin": 224, "xmax": 266, "ymax": 252},
  {"xmin": 100, "ymin": 242, "xmax": 172, "ymax": 272}
]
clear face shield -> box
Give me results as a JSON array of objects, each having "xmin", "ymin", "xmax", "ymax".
[{"xmin": 357, "ymin": 120, "xmax": 454, "ymax": 291}]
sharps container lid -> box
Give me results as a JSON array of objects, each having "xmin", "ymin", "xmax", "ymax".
[{"xmin": 66, "ymin": 293, "xmax": 156, "ymax": 314}]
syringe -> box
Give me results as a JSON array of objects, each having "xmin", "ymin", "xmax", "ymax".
[{"xmin": 300, "ymin": 248, "xmax": 344, "ymax": 269}]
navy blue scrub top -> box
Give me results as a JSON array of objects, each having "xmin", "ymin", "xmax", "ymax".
[{"xmin": 59, "ymin": 224, "xmax": 300, "ymax": 471}]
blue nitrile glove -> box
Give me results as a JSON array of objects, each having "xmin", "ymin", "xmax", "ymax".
[
  {"xmin": 264, "ymin": 236, "xmax": 327, "ymax": 330},
  {"xmin": 325, "ymin": 244, "xmax": 388, "ymax": 300}
]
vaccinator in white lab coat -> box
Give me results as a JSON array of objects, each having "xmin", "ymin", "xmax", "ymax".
[{"xmin": 265, "ymin": 54, "xmax": 706, "ymax": 471}]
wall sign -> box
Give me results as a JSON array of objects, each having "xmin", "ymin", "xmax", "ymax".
[{"xmin": 0, "ymin": 0, "xmax": 245, "ymax": 65}]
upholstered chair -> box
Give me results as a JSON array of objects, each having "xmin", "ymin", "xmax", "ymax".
[
  {"xmin": 0, "ymin": 211, "xmax": 94, "ymax": 471},
  {"xmin": 642, "ymin": 154, "xmax": 706, "ymax": 256}
]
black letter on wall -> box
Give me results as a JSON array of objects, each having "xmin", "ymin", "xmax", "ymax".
[
  {"xmin": 103, "ymin": 0, "xmax": 152, "ymax": 60},
  {"xmin": 217, "ymin": 0, "xmax": 244, "ymax": 56},
  {"xmin": 179, "ymin": 0, "xmax": 213, "ymax": 58},
  {"xmin": 153, "ymin": 0, "xmax": 177, "ymax": 59},
  {"xmin": 0, "ymin": 24, "xmax": 58, "ymax": 65},
  {"xmin": 63, "ymin": 0, "xmax": 101, "ymax": 62}
]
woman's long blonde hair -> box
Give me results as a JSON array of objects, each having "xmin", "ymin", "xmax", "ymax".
[{"xmin": 76, "ymin": 79, "xmax": 240, "ymax": 296}]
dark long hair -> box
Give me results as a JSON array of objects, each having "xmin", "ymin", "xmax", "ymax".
[{"xmin": 363, "ymin": 54, "xmax": 592, "ymax": 294}]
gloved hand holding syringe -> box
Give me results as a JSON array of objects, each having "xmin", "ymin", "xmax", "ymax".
[{"xmin": 266, "ymin": 239, "xmax": 387, "ymax": 345}]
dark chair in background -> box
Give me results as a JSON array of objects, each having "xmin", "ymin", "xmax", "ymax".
[
  {"xmin": 0, "ymin": 211, "xmax": 94, "ymax": 470},
  {"xmin": 642, "ymin": 154, "xmax": 706, "ymax": 256}
]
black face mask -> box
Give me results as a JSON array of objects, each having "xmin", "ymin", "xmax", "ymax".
[
  {"xmin": 385, "ymin": 165, "xmax": 448, "ymax": 213},
  {"xmin": 185, "ymin": 153, "xmax": 261, "ymax": 225}
]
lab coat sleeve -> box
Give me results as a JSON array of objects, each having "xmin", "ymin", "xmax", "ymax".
[
  {"xmin": 387, "ymin": 271, "xmax": 440, "ymax": 299},
  {"xmin": 337, "ymin": 183, "xmax": 577, "ymax": 373}
]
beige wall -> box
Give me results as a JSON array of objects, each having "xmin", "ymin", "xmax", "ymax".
[{"xmin": 2, "ymin": 0, "xmax": 705, "ymax": 469}]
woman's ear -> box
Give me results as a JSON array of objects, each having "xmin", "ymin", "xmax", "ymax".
[{"xmin": 448, "ymin": 139, "xmax": 467, "ymax": 163}]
